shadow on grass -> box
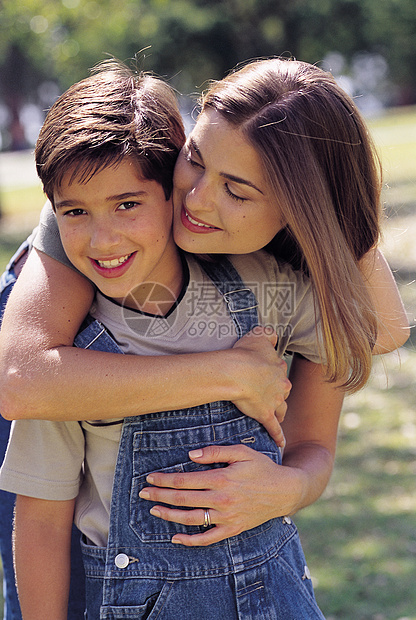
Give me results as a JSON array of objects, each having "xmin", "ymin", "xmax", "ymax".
[
  {"xmin": 297, "ymin": 443, "xmax": 416, "ymax": 619},
  {"xmin": 296, "ymin": 344, "xmax": 416, "ymax": 619}
]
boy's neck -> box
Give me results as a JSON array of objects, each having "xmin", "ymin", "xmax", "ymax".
[
  {"xmin": 122, "ymin": 281, "xmax": 181, "ymax": 315},
  {"xmin": 117, "ymin": 252, "xmax": 187, "ymax": 315}
]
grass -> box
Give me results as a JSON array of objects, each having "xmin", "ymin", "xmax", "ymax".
[
  {"xmin": 0, "ymin": 108, "xmax": 416, "ymax": 619},
  {"xmin": 297, "ymin": 349, "xmax": 416, "ymax": 619},
  {"xmin": 0, "ymin": 182, "xmax": 45, "ymax": 268},
  {"xmin": 296, "ymin": 108, "xmax": 416, "ymax": 620}
]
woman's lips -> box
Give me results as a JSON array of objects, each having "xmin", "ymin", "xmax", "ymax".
[{"xmin": 181, "ymin": 206, "xmax": 221, "ymax": 234}]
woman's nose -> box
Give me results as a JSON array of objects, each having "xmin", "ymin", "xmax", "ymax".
[{"xmin": 186, "ymin": 175, "xmax": 215, "ymax": 213}]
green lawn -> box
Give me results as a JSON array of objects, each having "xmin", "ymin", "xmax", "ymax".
[
  {"xmin": 0, "ymin": 107, "xmax": 415, "ymax": 619},
  {"xmin": 0, "ymin": 183, "xmax": 45, "ymax": 268},
  {"xmin": 293, "ymin": 109, "xmax": 416, "ymax": 620},
  {"xmin": 297, "ymin": 348, "xmax": 416, "ymax": 619},
  {"xmin": 296, "ymin": 108, "xmax": 416, "ymax": 620}
]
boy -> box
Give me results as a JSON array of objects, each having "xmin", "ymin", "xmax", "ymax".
[{"xmin": 0, "ymin": 60, "xmax": 326, "ymax": 618}]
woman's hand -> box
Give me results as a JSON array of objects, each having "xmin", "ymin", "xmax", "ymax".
[
  {"xmin": 139, "ymin": 356, "xmax": 345, "ymax": 547},
  {"xmin": 139, "ymin": 444, "xmax": 300, "ymax": 546},
  {"xmin": 228, "ymin": 326, "xmax": 291, "ymax": 447}
]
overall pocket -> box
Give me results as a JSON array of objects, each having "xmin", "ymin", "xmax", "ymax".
[
  {"xmin": 100, "ymin": 579, "xmax": 174, "ymax": 620},
  {"xmin": 130, "ymin": 458, "xmax": 225, "ymax": 542},
  {"xmin": 128, "ymin": 414, "xmax": 282, "ymax": 543}
]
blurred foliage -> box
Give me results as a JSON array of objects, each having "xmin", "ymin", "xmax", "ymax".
[
  {"xmin": 1, "ymin": 0, "xmax": 416, "ymax": 97},
  {"xmin": 1, "ymin": 0, "xmax": 416, "ymax": 149}
]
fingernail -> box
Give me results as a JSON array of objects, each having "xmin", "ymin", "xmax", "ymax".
[
  {"xmin": 139, "ymin": 489, "xmax": 150, "ymax": 499},
  {"xmin": 146, "ymin": 475, "xmax": 155, "ymax": 484},
  {"xmin": 150, "ymin": 507, "xmax": 161, "ymax": 517},
  {"xmin": 189, "ymin": 449, "xmax": 203, "ymax": 458}
]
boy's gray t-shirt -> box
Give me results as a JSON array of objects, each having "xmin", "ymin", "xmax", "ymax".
[
  {"xmin": 0, "ymin": 203, "xmax": 322, "ymax": 546},
  {"xmin": 32, "ymin": 202, "xmax": 71, "ymax": 269}
]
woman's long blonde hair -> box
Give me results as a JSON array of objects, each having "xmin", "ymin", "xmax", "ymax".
[{"xmin": 202, "ymin": 58, "xmax": 381, "ymax": 392}]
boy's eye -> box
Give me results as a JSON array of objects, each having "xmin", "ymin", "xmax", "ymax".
[
  {"xmin": 118, "ymin": 201, "xmax": 139, "ymax": 211},
  {"xmin": 64, "ymin": 208, "xmax": 86, "ymax": 217}
]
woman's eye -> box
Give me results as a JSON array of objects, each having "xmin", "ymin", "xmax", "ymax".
[
  {"xmin": 225, "ymin": 184, "xmax": 246, "ymax": 203},
  {"xmin": 190, "ymin": 159, "xmax": 204, "ymax": 169},
  {"xmin": 185, "ymin": 152, "xmax": 204, "ymax": 169}
]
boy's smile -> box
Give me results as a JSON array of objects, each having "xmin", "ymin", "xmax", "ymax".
[{"xmin": 54, "ymin": 158, "xmax": 183, "ymax": 313}]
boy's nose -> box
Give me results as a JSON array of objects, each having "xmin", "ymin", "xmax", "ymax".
[{"xmin": 89, "ymin": 222, "xmax": 122, "ymax": 252}]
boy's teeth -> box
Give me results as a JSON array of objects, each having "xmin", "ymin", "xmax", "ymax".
[
  {"xmin": 97, "ymin": 254, "xmax": 131, "ymax": 268},
  {"xmin": 186, "ymin": 210, "xmax": 212, "ymax": 228}
]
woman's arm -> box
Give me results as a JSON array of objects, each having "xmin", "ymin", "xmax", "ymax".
[
  {"xmin": 14, "ymin": 495, "xmax": 75, "ymax": 620},
  {"xmin": 360, "ymin": 247, "xmax": 410, "ymax": 353},
  {"xmin": 137, "ymin": 355, "xmax": 344, "ymax": 546},
  {"xmin": 0, "ymin": 242, "xmax": 405, "ymax": 424},
  {"xmin": 0, "ymin": 249, "xmax": 289, "ymax": 444}
]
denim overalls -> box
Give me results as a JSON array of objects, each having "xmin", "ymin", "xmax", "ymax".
[
  {"xmin": 76, "ymin": 258, "xmax": 325, "ymax": 620},
  {"xmin": 0, "ymin": 239, "xmax": 86, "ymax": 620},
  {"xmin": 0, "ymin": 241, "xmax": 27, "ymax": 620}
]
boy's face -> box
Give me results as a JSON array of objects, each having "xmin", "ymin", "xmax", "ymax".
[{"xmin": 54, "ymin": 158, "xmax": 183, "ymax": 312}]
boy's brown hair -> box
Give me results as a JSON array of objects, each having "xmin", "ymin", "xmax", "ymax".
[{"xmin": 35, "ymin": 59, "xmax": 186, "ymax": 203}]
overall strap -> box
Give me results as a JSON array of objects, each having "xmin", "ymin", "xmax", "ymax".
[
  {"xmin": 199, "ymin": 257, "xmax": 259, "ymax": 337},
  {"xmin": 74, "ymin": 315, "xmax": 124, "ymax": 354}
]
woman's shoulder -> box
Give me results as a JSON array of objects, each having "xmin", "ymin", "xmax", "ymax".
[{"xmin": 229, "ymin": 249, "xmax": 310, "ymax": 289}]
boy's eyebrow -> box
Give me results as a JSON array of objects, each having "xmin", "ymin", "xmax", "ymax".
[
  {"xmin": 107, "ymin": 191, "xmax": 149, "ymax": 202},
  {"xmin": 54, "ymin": 191, "xmax": 149, "ymax": 210},
  {"xmin": 188, "ymin": 137, "xmax": 264, "ymax": 195},
  {"xmin": 54, "ymin": 200, "xmax": 82, "ymax": 211}
]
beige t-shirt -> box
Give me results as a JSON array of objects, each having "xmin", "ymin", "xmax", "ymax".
[{"xmin": 0, "ymin": 207, "xmax": 321, "ymax": 546}]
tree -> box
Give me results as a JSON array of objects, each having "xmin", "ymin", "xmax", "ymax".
[{"xmin": 1, "ymin": 0, "xmax": 416, "ymax": 149}]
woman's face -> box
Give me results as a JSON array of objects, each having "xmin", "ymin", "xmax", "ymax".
[{"xmin": 173, "ymin": 109, "xmax": 285, "ymax": 254}]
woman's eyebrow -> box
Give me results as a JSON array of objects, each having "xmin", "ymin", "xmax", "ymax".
[
  {"xmin": 189, "ymin": 137, "xmax": 264, "ymax": 195},
  {"xmin": 220, "ymin": 172, "xmax": 264, "ymax": 194},
  {"xmin": 188, "ymin": 137, "xmax": 203, "ymax": 161}
]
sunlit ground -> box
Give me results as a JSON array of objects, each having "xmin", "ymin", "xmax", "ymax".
[
  {"xmin": 0, "ymin": 106, "xmax": 415, "ymax": 619},
  {"xmin": 297, "ymin": 108, "xmax": 416, "ymax": 620}
]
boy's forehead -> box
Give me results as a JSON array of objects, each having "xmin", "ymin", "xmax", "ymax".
[
  {"xmin": 63, "ymin": 156, "xmax": 145, "ymax": 187},
  {"xmin": 52, "ymin": 158, "xmax": 168, "ymax": 209}
]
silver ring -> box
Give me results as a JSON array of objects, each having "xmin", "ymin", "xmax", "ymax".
[{"xmin": 203, "ymin": 508, "xmax": 211, "ymax": 528}]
